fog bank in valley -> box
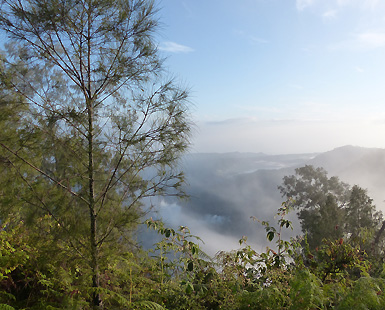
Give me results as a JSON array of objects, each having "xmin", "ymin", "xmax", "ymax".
[{"xmin": 145, "ymin": 146, "xmax": 385, "ymax": 256}]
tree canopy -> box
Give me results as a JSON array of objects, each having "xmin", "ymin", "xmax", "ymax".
[
  {"xmin": 0, "ymin": 0, "xmax": 190, "ymax": 307},
  {"xmin": 279, "ymin": 165, "xmax": 383, "ymax": 250}
]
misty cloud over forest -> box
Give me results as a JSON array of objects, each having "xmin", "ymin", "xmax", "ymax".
[{"xmin": 145, "ymin": 146, "xmax": 385, "ymax": 255}]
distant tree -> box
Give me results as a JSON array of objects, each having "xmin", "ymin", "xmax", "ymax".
[
  {"xmin": 0, "ymin": 0, "xmax": 190, "ymax": 307},
  {"xmin": 279, "ymin": 166, "xmax": 349, "ymax": 248},
  {"xmin": 279, "ymin": 165, "xmax": 383, "ymax": 250},
  {"xmin": 345, "ymin": 185, "xmax": 382, "ymax": 246},
  {"xmin": 300, "ymin": 195, "xmax": 344, "ymax": 249},
  {"xmin": 278, "ymin": 165, "xmax": 350, "ymax": 211}
]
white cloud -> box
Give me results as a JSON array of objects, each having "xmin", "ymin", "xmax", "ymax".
[
  {"xmin": 249, "ymin": 36, "xmax": 269, "ymax": 44},
  {"xmin": 296, "ymin": 0, "xmax": 316, "ymax": 11},
  {"xmin": 192, "ymin": 118, "xmax": 385, "ymax": 154},
  {"xmin": 336, "ymin": 0, "xmax": 350, "ymax": 6},
  {"xmin": 323, "ymin": 9, "xmax": 337, "ymax": 19},
  {"xmin": 297, "ymin": 0, "xmax": 381, "ymax": 11},
  {"xmin": 235, "ymin": 30, "xmax": 268, "ymax": 44},
  {"xmin": 288, "ymin": 83, "xmax": 304, "ymax": 90},
  {"xmin": 357, "ymin": 32, "xmax": 385, "ymax": 48},
  {"xmin": 301, "ymin": 45, "xmax": 316, "ymax": 52},
  {"xmin": 156, "ymin": 199, "xmax": 242, "ymax": 256},
  {"xmin": 355, "ymin": 66, "xmax": 364, "ymax": 72},
  {"xmin": 330, "ymin": 31, "xmax": 385, "ymax": 51},
  {"xmin": 362, "ymin": 0, "xmax": 380, "ymax": 9},
  {"xmin": 159, "ymin": 41, "xmax": 194, "ymax": 53}
]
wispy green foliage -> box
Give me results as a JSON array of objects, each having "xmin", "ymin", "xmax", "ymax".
[
  {"xmin": 0, "ymin": 0, "xmax": 191, "ymax": 307},
  {"xmin": 279, "ymin": 165, "xmax": 384, "ymax": 251}
]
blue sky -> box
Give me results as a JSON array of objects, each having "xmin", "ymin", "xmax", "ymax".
[{"xmin": 156, "ymin": 0, "xmax": 385, "ymax": 154}]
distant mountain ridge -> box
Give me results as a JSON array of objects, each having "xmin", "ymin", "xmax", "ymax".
[
  {"xmin": 182, "ymin": 151, "xmax": 319, "ymax": 177},
  {"xmin": 307, "ymin": 145, "xmax": 381, "ymax": 173},
  {"xmin": 307, "ymin": 146, "xmax": 385, "ymax": 205},
  {"xmin": 155, "ymin": 145, "xmax": 385, "ymax": 255}
]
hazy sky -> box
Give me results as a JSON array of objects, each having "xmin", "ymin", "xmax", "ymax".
[{"xmin": 157, "ymin": 0, "xmax": 385, "ymax": 154}]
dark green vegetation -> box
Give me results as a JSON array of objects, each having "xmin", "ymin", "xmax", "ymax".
[
  {"xmin": 1, "ymin": 0, "xmax": 385, "ymax": 309},
  {"xmin": 3, "ymin": 170, "xmax": 385, "ymax": 309}
]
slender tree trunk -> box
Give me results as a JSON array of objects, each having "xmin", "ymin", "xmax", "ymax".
[
  {"xmin": 87, "ymin": 96, "xmax": 100, "ymax": 307},
  {"xmin": 86, "ymin": 2, "xmax": 100, "ymax": 304}
]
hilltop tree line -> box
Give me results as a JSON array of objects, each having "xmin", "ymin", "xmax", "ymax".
[
  {"xmin": 279, "ymin": 165, "xmax": 384, "ymax": 252},
  {"xmin": 1, "ymin": 0, "xmax": 385, "ymax": 309}
]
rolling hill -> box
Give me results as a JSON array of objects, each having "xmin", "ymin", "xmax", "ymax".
[{"xmin": 148, "ymin": 146, "xmax": 385, "ymax": 255}]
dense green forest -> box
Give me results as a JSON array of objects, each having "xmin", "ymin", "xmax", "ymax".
[{"xmin": 1, "ymin": 0, "xmax": 385, "ymax": 309}]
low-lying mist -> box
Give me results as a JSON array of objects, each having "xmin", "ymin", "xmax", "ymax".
[{"xmin": 142, "ymin": 146, "xmax": 385, "ymax": 256}]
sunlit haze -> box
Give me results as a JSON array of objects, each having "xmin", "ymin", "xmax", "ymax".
[{"xmin": 158, "ymin": 0, "xmax": 385, "ymax": 154}]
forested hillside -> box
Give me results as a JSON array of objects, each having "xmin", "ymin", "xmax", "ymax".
[{"xmin": 156, "ymin": 146, "xmax": 385, "ymax": 255}]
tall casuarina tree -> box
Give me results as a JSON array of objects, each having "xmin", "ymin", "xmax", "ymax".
[{"xmin": 0, "ymin": 0, "xmax": 191, "ymax": 306}]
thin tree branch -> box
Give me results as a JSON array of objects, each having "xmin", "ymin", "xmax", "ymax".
[{"xmin": 0, "ymin": 143, "xmax": 89, "ymax": 204}]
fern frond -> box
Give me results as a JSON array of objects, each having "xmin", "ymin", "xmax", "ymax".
[
  {"xmin": 0, "ymin": 304, "xmax": 15, "ymax": 310},
  {"xmin": 197, "ymin": 247, "xmax": 212, "ymax": 261},
  {"xmin": 132, "ymin": 300, "xmax": 166, "ymax": 309}
]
